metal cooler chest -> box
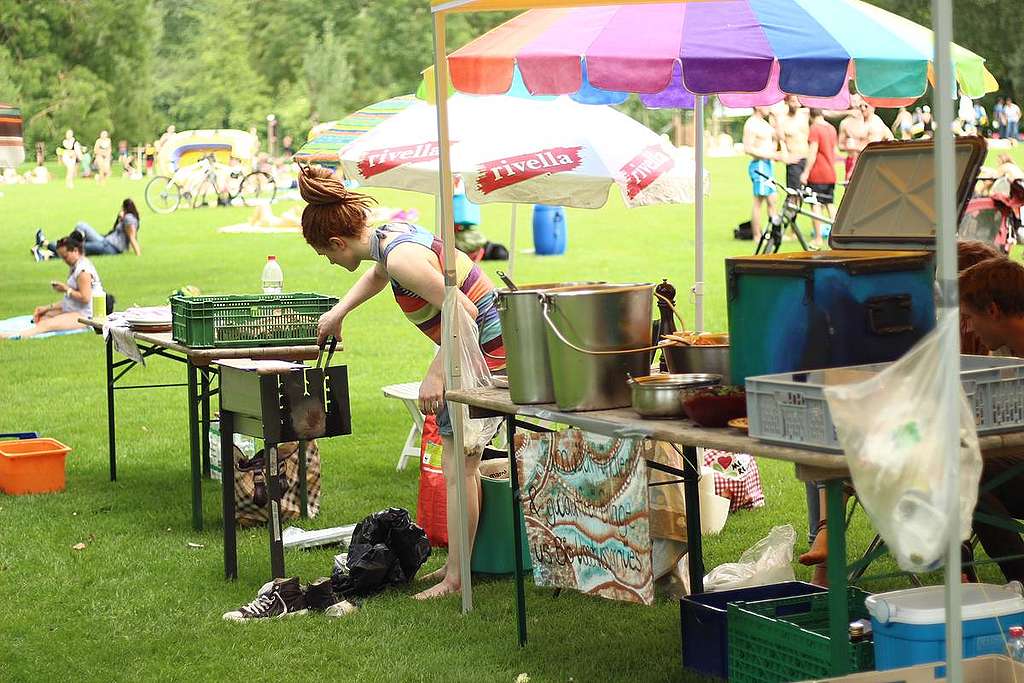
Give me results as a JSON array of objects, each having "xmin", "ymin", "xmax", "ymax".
[{"xmin": 726, "ymin": 137, "xmax": 986, "ymax": 385}]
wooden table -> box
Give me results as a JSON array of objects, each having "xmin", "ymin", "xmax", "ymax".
[
  {"xmin": 81, "ymin": 319, "xmax": 319, "ymax": 531},
  {"xmin": 446, "ymin": 387, "xmax": 1024, "ymax": 677}
]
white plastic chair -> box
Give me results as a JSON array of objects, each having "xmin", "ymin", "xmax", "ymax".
[{"xmin": 381, "ymin": 382, "xmax": 424, "ymax": 471}]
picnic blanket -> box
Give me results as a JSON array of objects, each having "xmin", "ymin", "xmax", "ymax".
[{"xmin": 0, "ymin": 315, "xmax": 89, "ymax": 340}]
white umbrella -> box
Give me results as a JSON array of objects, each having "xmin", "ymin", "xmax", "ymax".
[{"xmin": 338, "ymin": 93, "xmax": 700, "ymax": 209}]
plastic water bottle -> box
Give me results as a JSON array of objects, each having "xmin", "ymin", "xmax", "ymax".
[
  {"xmin": 261, "ymin": 256, "xmax": 283, "ymax": 294},
  {"xmin": 1007, "ymin": 626, "xmax": 1024, "ymax": 662}
]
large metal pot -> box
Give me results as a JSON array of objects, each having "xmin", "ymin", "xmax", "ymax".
[
  {"xmin": 495, "ymin": 282, "xmax": 603, "ymax": 404},
  {"xmin": 629, "ymin": 373, "xmax": 721, "ymax": 418},
  {"xmin": 541, "ymin": 283, "xmax": 657, "ymax": 411},
  {"xmin": 663, "ymin": 341, "xmax": 731, "ymax": 379}
]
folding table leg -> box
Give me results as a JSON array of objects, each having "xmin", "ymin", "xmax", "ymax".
[
  {"xmin": 200, "ymin": 368, "xmax": 211, "ymax": 478},
  {"xmin": 825, "ymin": 478, "xmax": 850, "ymax": 676},
  {"xmin": 682, "ymin": 446, "xmax": 705, "ymax": 593},
  {"xmin": 106, "ymin": 336, "xmax": 117, "ymax": 482},
  {"xmin": 221, "ymin": 411, "xmax": 237, "ymax": 580},
  {"xmin": 266, "ymin": 443, "xmax": 286, "ymax": 579},
  {"xmin": 187, "ymin": 362, "xmax": 203, "ymax": 532},
  {"xmin": 507, "ymin": 415, "xmax": 528, "ymax": 647}
]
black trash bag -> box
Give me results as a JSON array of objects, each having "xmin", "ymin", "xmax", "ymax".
[
  {"xmin": 331, "ymin": 507, "xmax": 431, "ymax": 599},
  {"xmin": 482, "ymin": 242, "xmax": 509, "ymax": 260}
]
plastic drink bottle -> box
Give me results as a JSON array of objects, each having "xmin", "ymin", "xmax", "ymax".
[
  {"xmin": 1007, "ymin": 626, "xmax": 1024, "ymax": 662},
  {"xmin": 91, "ymin": 284, "xmax": 106, "ymax": 320},
  {"xmin": 261, "ymin": 256, "xmax": 283, "ymax": 294}
]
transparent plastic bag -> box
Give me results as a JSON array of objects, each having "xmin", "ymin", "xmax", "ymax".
[
  {"xmin": 823, "ymin": 313, "xmax": 982, "ymax": 573},
  {"xmin": 444, "ymin": 302, "xmax": 502, "ymax": 455},
  {"xmin": 683, "ymin": 524, "xmax": 796, "ymax": 593}
]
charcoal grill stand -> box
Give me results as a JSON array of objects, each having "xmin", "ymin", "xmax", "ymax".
[
  {"xmin": 81, "ymin": 319, "xmax": 319, "ymax": 531},
  {"xmin": 217, "ymin": 360, "xmax": 351, "ymax": 580}
]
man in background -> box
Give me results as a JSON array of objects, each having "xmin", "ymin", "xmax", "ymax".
[
  {"xmin": 838, "ymin": 94, "xmax": 893, "ymax": 180},
  {"xmin": 800, "ymin": 109, "xmax": 838, "ymax": 247},
  {"xmin": 777, "ymin": 95, "xmax": 809, "ymax": 196},
  {"xmin": 743, "ymin": 106, "xmax": 782, "ymax": 243},
  {"xmin": 959, "ymin": 256, "xmax": 1024, "ymax": 584},
  {"xmin": 1005, "ymin": 98, "xmax": 1021, "ymax": 141}
]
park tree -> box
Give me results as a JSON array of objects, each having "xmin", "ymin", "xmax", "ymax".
[{"xmin": 0, "ymin": 0, "xmax": 155, "ymax": 146}]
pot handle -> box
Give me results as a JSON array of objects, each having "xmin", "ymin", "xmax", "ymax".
[{"xmin": 540, "ymin": 294, "xmax": 672, "ymax": 356}]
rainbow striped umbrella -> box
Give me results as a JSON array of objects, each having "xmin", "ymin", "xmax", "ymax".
[
  {"xmin": 295, "ymin": 95, "xmax": 419, "ymax": 165},
  {"xmin": 446, "ymin": 0, "xmax": 997, "ymax": 109}
]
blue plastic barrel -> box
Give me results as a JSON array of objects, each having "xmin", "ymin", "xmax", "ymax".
[{"xmin": 532, "ymin": 204, "xmax": 567, "ymax": 255}]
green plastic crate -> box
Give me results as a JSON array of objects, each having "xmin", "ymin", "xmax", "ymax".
[
  {"xmin": 727, "ymin": 587, "xmax": 875, "ymax": 683},
  {"xmin": 170, "ymin": 293, "xmax": 338, "ymax": 349}
]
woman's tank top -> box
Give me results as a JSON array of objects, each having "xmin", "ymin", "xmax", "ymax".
[{"xmin": 370, "ymin": 223, "xmax": 504, "ymax": 370}]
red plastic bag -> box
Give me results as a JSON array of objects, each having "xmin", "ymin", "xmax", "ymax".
[{"xmin": 416, "ymin": 414, "xmax": 447, "ymax": 548}]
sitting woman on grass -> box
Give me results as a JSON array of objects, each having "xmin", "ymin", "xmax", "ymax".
[
  {"xmin": 2, "ymin": 235, "xmax": 103, "ymax": 339},
  {"xmin": 33, "ymin": 198, "xmax": 141, "ymax": 261}
]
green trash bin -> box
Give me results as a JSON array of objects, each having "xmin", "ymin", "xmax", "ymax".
[{"xmin": 471, "ymin": 458, "xmax": 532, "ymax": 574}]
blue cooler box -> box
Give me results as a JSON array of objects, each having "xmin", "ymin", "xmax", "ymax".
[
  {"xmin": 866, "ymin": 583, "xmax": 1024, "ymax": 670},
  {"xmin": 726, "ymin": 137, "xmax": 986, "ymax": 385}
]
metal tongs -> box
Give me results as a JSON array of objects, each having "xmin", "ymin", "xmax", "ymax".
[{"xmin": 316, "ymin": 336, "xmax": 338, "ymax": 369}]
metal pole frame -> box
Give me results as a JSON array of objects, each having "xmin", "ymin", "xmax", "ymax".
[
  {"xmin": 694, "ymin": 96, "xmax": 705, "ymax": 332},
  {"xmin": 932, "ymin": 1, "xmax": 963, "ymax": 680},
  {"xmin": 432, "ymin": 11, "xmax": 474, "ymax": 614}
]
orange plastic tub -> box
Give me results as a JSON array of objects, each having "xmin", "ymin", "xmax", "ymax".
[{"xmin": 0, "ymin": 438, "xmax": 71, "ymax": 495}]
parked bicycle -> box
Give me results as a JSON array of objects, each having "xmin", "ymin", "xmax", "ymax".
[
  {"xmin": 753, "ymin": 171, "xmax": 834, "ymax": 255},
  {"xmin": 144, "ymin": 154, "xmax": 277, "ymax": 214}
]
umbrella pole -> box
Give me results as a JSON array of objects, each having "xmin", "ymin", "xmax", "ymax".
[
  {"xmin": 509, "ymin": 204, "xmax": 517, "ymax": 279},
  {"xmin": 933, "ymin": 0, "xmax": 962, "ymax": 680},
  {"xmin": 432, "ymin": 10, "xmax": 473, "ymax": 614},
  {"xmin": 694, "ymin": 96, "xmax": 705, "ymax": 333}
]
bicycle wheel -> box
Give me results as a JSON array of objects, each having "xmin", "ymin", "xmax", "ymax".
[
  {"xmin": 191, "ymin": 178, "xmax": 219, "ymax": 209},
  {"xmin": 237, "ymin": 171, "xmax": 277, "ymax": 206},
  {"xmin": 145, "ymin": 176, "xmax": 181, "ymax": 214}
]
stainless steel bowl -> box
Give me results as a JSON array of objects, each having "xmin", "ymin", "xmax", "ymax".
[
  {"xmin": 628, "ymin": 373, "xmax": 722, "ymax": 418},
  {"xmin": 663, "ymin": 343, "xmax": 731, "ymax": 380}
]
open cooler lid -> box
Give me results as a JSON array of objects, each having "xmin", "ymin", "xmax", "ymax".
[
  {"xmin": 829, "ymin": 136, "xmax": 987, "ymax": 251},
  {"xmin": 865, "ymin": 582, "xmax": 1024, "ymax": 625}
]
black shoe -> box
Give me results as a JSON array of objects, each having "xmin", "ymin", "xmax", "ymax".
[
  {"xmin": 222, "ymin": 577, "xmax": 308, "ymax": 621},
  {"xmin": 304, "ymin": 577, "xmax": 358, "ymax": 617},
  {"xmin": 34, "ymin": 229, "xmax": 45, "ymax": 246}
]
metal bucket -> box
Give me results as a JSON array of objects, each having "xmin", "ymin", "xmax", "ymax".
[
  {"xmin": 541, "ymin": 284, "xmax": 656, "ymax": 411},
  {"xmin": 663, "ymin": 344, "xmax": 731, "ymax": 379},
  {"xmin": 496, "ymin": 282, "xmax": 603, "ymax": 405}
]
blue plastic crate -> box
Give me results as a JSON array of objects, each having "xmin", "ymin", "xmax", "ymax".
[{"xmin": 680, "ymin": 581, "xmax": 826, "ymax": 679}]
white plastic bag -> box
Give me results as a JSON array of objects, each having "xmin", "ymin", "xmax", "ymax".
[
  {"xmin": 445, "ymin": 302, "xmax": 502, "ymax": 455},
  {"xmin": 823, "ymin": 313, "xmax": 982, "ymax": 573},
  {"xmin": 688, "ymin": 524, "xmax": 796, "ymax": 593}
]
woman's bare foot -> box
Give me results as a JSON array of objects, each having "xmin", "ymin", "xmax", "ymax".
[
  {"xmin": 414, "ymin": 578, "xmax": 460, "ymax": 600},
  {"xmin": 799, "ymin": 525, "xmax": 828, "ymax": 566},
  {"xmin": 417, "ymin": 564, "xmax": 448, "ymax": 583}
]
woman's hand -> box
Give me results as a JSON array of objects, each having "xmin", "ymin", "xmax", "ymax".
[
  {"xmin": 418, "ymin": 367, "xmax": 445, "ymax": 416},
  {"xmin": 316, "ymin": 305, "xmax": 345, "ymax": 346},
  {"xmin": 33, "ymin": 305, "xmax": 49, "ymax": 323},
  {"xmin": 51, "ymin": 281, "xmax": 68, "ymax": 293}
]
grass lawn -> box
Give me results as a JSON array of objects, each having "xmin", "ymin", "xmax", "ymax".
[{"xmin": 2, "ymin": 146, "xmax": 1022, "ymax": 682}]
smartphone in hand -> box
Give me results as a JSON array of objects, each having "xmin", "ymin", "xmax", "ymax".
[{"xmin": 50, "ymin": 280, "xmax": 62, "ymax": 291}]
